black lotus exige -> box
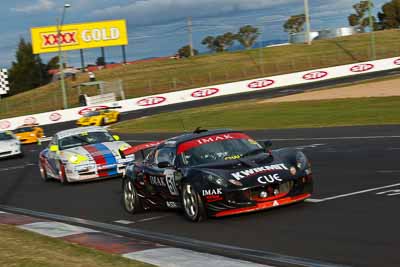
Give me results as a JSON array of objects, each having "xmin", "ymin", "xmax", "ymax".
[{"xmin": 122, "ymin": 129, "xmax": 313, "ymax": 222}]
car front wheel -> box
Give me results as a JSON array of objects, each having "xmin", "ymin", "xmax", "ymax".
[
  {"xmin": 182, "ymin": 183, "xmax": 206, "ymax": 222},
  {"xmin": 123, "ymin": 179, "xmax": 143, "ymax": 214},
  {"xmin": 39, "ymin": 161, "xmax": 49, "ymax": 182}
]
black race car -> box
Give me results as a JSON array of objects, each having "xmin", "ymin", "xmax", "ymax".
[{"xmin": 121, "ymin": 129, "xmax": 313, "ymax": 222}]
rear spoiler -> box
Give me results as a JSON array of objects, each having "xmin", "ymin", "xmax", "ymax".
[{"xmin": 120, "ymin": 141, "xmax": 163, "ymax": 158}]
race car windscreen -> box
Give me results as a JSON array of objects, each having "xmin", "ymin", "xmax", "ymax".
[
  {"xmin": 83, "ymin": 111, "xmax": 100, "ymax": 117},
  {"xmin": 59, "ymin": 131, "xmax": 114, "ymax": 150},
  {"xmin": 0, "ymin": 132, "xmax": 14, "ymax": 140},
  {"xmin": 178, "ymin": 133, "xmax": 264, "ymax": 166},
  {"xmin": 13, "ymin": 127, "xmax": 33, "ymax": 133}
]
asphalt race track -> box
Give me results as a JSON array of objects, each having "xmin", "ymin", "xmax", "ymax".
[
  {"xmin": 1, "ymin": 72, "xmax": 400, "ymax": 267},
  {"xmin": 1, "ymin": 125, "xmax": 400, "ymax": 267}
]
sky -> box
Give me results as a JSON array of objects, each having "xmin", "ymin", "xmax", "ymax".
[{"xmin": 0, "ymin": 0, "xmax": 390, "ymax": 68}]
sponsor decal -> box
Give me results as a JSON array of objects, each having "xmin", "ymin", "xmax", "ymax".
[
  {"xmin": 248, "ymin": 79, "xmax": 275, "ymax": 89},
  {"xmin": 136, "ymin": 96, "xmax": 166, "ymax": 106},
  {"xmin": 394, "ymin": 58, "xmax": 400, "ymax": 65},
  {"xmin": 257, "ymin": 174, "xmax": 282, "ymax": 184},
  {"xmin": 0, "ymin": 120, "xmax": 11, "ymax": 129},
  {"xmin": 49, "ymin": 112, "xmax": 62, "ymax": 122},
  {"xmin": 231, "ymin": 163, "xmax": 288, "ymax": 180},
  {"xmin": 150, "ymin": 176, "xmax": 166, "ymax": 186},
  {"xmin": 350, "ymin": 63, "xmax": 374, "ymax": 72},
  {"xmin": 191, "ymin": 88, "xmax": 219, "ymax": 98},
  {"xmin": 98, "ymin": 164, "xmax": 117, "ymax": 170},
  {"xmin": 202, "ymin": 188, "xmax": 223, "ymax": 196},
  {"xmin": 164, "ymin": 169, "xmax": 179, "ymax": 196},
  {"xmin": 166, "ymin": 201, "xmax": 179, "ymax": 208},
  {"xmin": 78, "ymin": 106, "xmax": 109, "ymax": 115},
  {"xmin": 177, "ymin": 132, "xmax": 251, "ymax": 154},
  {"xmin": 41, "ymin": 31, "xmax": 78, "ymax": 48},
  {"xmin": 24, "ymin": 117, "xmax": 37, "ymax": 124},
  {"xmin": 203, "ymin": 188, "xmax": 223, "ymax": 202},
  {"xmin": 302, "ymin": 71, "xmax": 328, "ymax": 80}
]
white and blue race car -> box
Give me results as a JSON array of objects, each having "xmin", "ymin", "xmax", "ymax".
[
  {"xmin": 0, "ymin": 131, "xmax": 22, "ymax": 159},
  {"xmin": 39, "ymin": 126, "xmax": 134, "ymax": 184}
]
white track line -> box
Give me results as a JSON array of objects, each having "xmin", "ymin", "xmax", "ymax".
[
  {"xmin": 0, "ymin": 164, "xmax": 36, "ymax": 172},
  {"xmin": 306, "ymin": 183, "xmax": 400, "ymax": 203}
]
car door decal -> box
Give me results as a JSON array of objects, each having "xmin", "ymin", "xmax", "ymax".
[{"xmin": 164, "ymin": 169, "xmax": 179, "ymax": 196}]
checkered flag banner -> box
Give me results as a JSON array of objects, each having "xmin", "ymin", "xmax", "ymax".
[{"xmin": 0, "ymin": 68, "xmax": 10, "ymax": 95}]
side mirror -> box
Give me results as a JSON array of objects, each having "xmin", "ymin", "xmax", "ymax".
[
  {"xmin": 158, "ymin": 161, "xmax": 172, "ymax": 169},
  {"xmin": 50, "ymin": 145, "xmax": 59, "ymax": 152},
  {"xmin": 263, "ymin": 140, "xmax": 272, "ymax": 148},
  {"xmin": 113, "ymin": 135, "xmax": 120, "ymax": 141}
]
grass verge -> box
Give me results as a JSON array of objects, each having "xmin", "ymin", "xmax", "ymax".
[
  {"xmin": 111, "ymin": 96, "xmax": 400, "ymax": 133},
  {"xmin": 0, "ymin": 224, "xmax": 153, "ymax": 267},
  {"xmin": 1, "ymin": 30, "xmax": 400, "ymax": 119}
]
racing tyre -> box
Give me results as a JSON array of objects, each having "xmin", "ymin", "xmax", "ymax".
[
  {"xmin": 182, "ymin": 183, "xmax": 207, "ymax": 222},
  {"xmin": 100, "ymin": 118, "xmax": 105, "ymax": 126},
  {"xmin": 39, "ymin": 161, "xmax": 49, "ymax": 182},
  {"xmin": 58, "ymin": 162, "xmax": 69, "ymax": 185},
  {"xmin": 123, "ymin": 179, "xmax": 143, "ymax": 214}
]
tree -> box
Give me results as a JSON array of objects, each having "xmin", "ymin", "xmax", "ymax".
[
  {"xmin": 46, "ymin": 56, "xmax": 60, "ymax": 70},
  {"xmin": 347, "ymin": 1, "xmax": 375, "ymax": 31},
  {"xmin": 235, "ymin": 25, "xmax": 260, "ymax": 49},
  {"xmin": 202, "ymin": 32, "xmax": 236, "ymax": 52},
  {"xmin": 283, "ymin": 14, "xmax": 306, "ymax": 34},
  {"xmin": 177, "ymin": 45, "xmax": 199, "ymax": 58},
  {"xmin": 377, "ymin": 0, "xmax": 400, "ymax": 29},
  {"xmin": 202, "ymin": 36, "xmax": 218, "ymax": 52},
  {"xmin": 8, "ymin": 38, "xmax": 49, "ymax": 95},
  {"xmin": 96, "ymin": 56, "xmax": 105, "ymax": 66}
]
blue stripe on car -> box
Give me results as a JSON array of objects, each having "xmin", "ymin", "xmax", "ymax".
[{"xmin": 93, "ymin": 143, "xmax": 118, "ymax": 176}]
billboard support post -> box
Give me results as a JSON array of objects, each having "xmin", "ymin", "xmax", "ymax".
[
  {"xmin": 101, "ymin": 47, "xmax": 106, "ymax": 68},
  {"xmin": 122, "ymin": 45, "xmax": 127, "ymax": 64},
  {"xmin": 80, "ymin": 49, "xmax": 85, "ymax": 72},
  {"xmin": 56, "ymin": 17, "xmax": 68, "ymax": 109}
]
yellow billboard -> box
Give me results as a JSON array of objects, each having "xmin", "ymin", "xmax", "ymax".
[{"xmin": 31, "ymin": 20, "xmax": 128, "ymax": 54}]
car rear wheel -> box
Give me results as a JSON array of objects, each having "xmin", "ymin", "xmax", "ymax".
[
  {"xmin": 182, "ymin": 183, "xmax": 206, "ymax": 222},
  {"xmin": 123, "ymin": 179, "xmax": 143, "ymax": 214},
  {"xmin": 39, "ymin": 161, "xmax": 49, "ymax": 182}
]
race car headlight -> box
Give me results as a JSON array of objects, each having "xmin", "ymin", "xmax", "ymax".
[
  {"xmin": 30, "ymin": 133, "xmax": 36, "ymax": 137},
  {"xmin": 204, "ymin": 172, "xmax": 228, "ymax": 187},
  {"xmin": 68, "ymin": 154, "xmax": 88, "ymax": 164},
  {"xmin": 296, "ymin": 151, "xmax": 308, "ymax": 170}
]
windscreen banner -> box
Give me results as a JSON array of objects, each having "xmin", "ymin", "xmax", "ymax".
[{"xmin": 31, "ymin": 19, "xmax": 128, "ymax": 54}]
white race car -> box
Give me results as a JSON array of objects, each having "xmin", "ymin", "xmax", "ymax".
[
  {"xmin": 39, "ymin": 126, "xmax": 134, "ymax": 184},
  {"xmin": 0, "ymin": 131, "xmax": 22, "ymax": 159}
]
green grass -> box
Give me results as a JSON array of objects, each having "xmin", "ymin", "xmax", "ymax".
[
  {"xmin": 111, "ymin": 96, "xmax": 400, "ymax": 133},
  {"xmin": 0, "ymin": 224, "xmax": 154, "ymax": 267},
  {"xmin": 1, "ymin": 29, "xmax": 400, "ymax": 120}
]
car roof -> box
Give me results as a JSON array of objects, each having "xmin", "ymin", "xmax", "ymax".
[
  {"xmin": 56, "ymin": 126, "xmax": 107, "ymax": 139},
  {"xmin": 165, "ymin": 129, "xmax": 243, "ymax": 146}
]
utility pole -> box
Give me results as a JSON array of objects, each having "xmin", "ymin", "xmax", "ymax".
[
  {"xmin": 304, "ymin": 0, "xmax": 311, "ymax": 45},
  {"xmin": 187, "ymin": 17, "xmax": 194, "ymax": 57},
  {"xmin": 367, "ymin": 0, "xmax": 376, "ymax": 60}
]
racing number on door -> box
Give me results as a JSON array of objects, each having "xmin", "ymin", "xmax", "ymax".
[{"xmin": 164, "ymin": 169, "xmax": 179, "ymax": 196}]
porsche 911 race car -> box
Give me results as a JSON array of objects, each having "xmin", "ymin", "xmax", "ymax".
[
  {"xmin": 0, "ymin": 131, "xmax": 22, "ymax": 159},
  {"xmin": 121, "ymin": 129, "xmax": 313, "ymax": 222},
  {"xmin": 39, "ymin": 126, "xmax": 134, "ymax": 184},
  {"xmin": 13, "ymin": 124, "xmax": 44, "ymax": 144},
  {"xmin": 76, "ymin": 108, "xmax": 120, "ymax": 127}
]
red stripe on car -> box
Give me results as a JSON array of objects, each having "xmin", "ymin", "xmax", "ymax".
[
  {"xmin": 83, "ymin": 145, "xmax": 108, "ymax": 177},
  {"xmin": 177, "ymin": 133, "xmax": 251, "ymax": 155}
]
